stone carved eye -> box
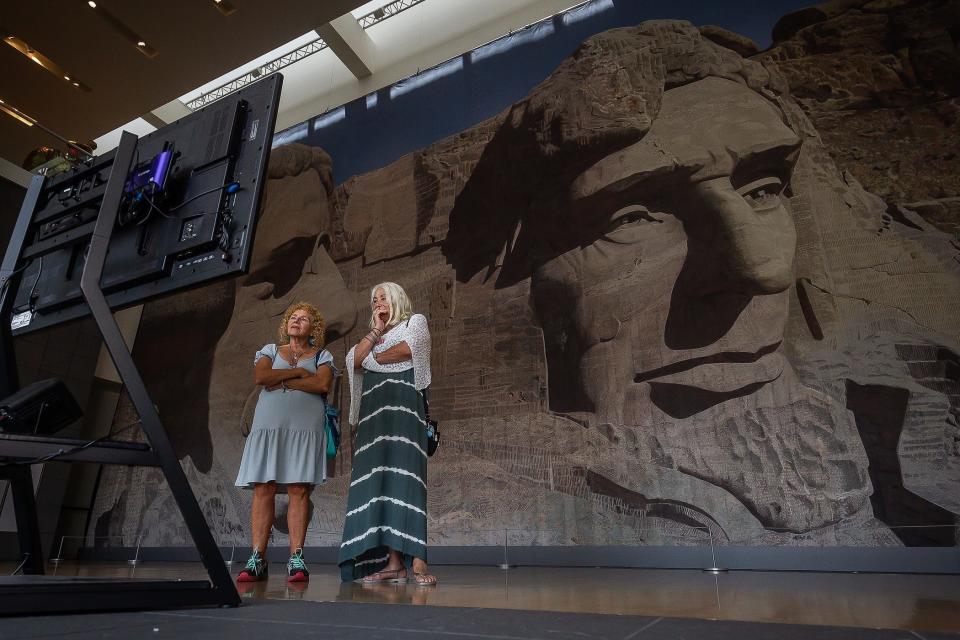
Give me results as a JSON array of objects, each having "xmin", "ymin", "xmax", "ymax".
[
  {"xmin": 602, "ymin": 205, "xmax": 662, "ymax": 242},
  {"xmin": 736, "ymin": 177, "xmax": 784, "ymax": 212}
]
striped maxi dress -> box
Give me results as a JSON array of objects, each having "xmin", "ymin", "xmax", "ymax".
[{"xmin": 339, "ymin": 313, "xmax": 432, "ymax": 581}]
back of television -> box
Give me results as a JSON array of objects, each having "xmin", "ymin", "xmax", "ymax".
[
  {"xmin": 7, "ymin": 74, "xmax": 280, "ymax": 336},
  {"xmin": 0, "ymin": 73, "xmax": 282, "ymax": 614}
]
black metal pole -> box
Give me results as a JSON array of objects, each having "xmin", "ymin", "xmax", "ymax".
[
  {"xmin": 78, "ymin": 132, "xmax": 238, "ymax": 606},
  {"xmin": 0, "ymin": 464, "xmax": 44, "ymax": 574},
  {"xmin": 0, "ymin": 174, "xmax": 45, "ymax": 398},
  {"xmin": 0, "ymin": 175, "xmax": 47, "ymax": 574}
]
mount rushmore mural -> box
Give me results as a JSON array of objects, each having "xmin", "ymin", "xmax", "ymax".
[{"xmin": 91, "ymin": 4, "xmax": 960, "ymax": 550}]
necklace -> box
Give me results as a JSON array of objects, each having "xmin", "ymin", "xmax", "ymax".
[{"xmin": 286, "ymin": 344, "xmax": 307, "ymax": 367}]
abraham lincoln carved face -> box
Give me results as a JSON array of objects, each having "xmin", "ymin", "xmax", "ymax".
[
  {"xmin": 529, "ymin": 77, "xmax": 801, "ymax": 424},
  {"xmin": 440, "ymin": 24, "xmax": 872, "ymax": 533}
]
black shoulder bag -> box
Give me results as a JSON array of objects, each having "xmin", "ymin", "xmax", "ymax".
[
  {"xmin": 406, "ymin": 316, "xmax": 439, "ymax": 456},
  {"xmin": 421, "ymin": 388, "xmax": 440, "ymax": 457}
]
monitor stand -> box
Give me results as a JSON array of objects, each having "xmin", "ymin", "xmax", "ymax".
[{"xmin": 0, "ymin": 131, "xmax": 239, "ymax": 614}]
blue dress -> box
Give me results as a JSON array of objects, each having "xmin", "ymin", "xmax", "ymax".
[{"xmin": 235, "ymin": 344, "xmax": 338, "ymax": 487}]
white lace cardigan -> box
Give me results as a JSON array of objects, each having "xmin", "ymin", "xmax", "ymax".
[{"xmin": 345, "ymin": 313, "xmax": 432, "ymax": 425}]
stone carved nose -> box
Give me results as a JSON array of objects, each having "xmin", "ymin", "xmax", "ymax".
[
  {"xmin": 589, "ymin": 313, "xmax": 621, "ymax": 343},
  {"xmin": 692, "ymin": 177, "xmax": 796, "ymax": 295}
]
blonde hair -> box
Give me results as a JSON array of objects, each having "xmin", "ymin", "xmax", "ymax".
[
  {"xmin": 369, "ymin": 282, "xmax": 412, "ymax": 328},
  {"xmin": 278, "ymin": 301, "xmax": 325, "ymax": 346}
]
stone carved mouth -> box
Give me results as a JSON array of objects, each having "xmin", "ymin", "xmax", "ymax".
[
  {"xmin": 633, "ymin": 341, "xmax": 782, "ymax": 384},
  {"xmin": 634, "ymin": 342, "xmax": 785, "ymax": 417}
]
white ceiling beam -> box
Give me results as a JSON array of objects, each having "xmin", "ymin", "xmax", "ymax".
[
  {"xmin": 142, "ymin": 98, "xmax": 194, "ymax": 129},
  {"xmin": 278, "ymin": 0, "xmax": 579, "ymax": 131},
  {"xmin": 140, "ymin": 112, "xmax": 168, "ymax": 129},
  {"xmin": 0, "ymin": 156, "xmax": 32, "ymax": 187},
  {"xmin": 317, "ymin": 14, "xmax": 375, "ymax": 79}
]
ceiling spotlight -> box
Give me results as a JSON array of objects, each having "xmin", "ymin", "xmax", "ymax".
[
  {"xmin": 88, "ymin": 1, "xmax": 97, "ymax": 7},
  {"xmin": 0, "ymin": 98, "xmax": 94, "ymax": 161},
  {"xmin": 85, "ymin": 2, "xmax": 158, "ymax": 57},
  {"xmin": 0, "ymin": 100, "xmax": 36, "ymax": 127},
  {"xmin": 211, "ymin": 0, "xmax": 236, "ymax": 15},
  {"xmin": 3, "ymin": 34, "xmax": 91, "ymax": 91}
]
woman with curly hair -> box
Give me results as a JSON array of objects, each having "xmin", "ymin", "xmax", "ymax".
[{"xmin": 235, "ymin": 301, "xmax": 338, "ymax": 583}]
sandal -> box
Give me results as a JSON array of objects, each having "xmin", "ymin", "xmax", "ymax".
[
  {"xmin": 362, "ymin": 568, "xmax": 408, "ymax": 583},
  {"xmin": 413, "ymin": 571, "xmax": 437, "ymax": 586}
]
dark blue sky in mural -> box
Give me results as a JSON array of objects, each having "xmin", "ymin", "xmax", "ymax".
[{"xmin": 280, "ymin": 0, "xmax": 817, "ymax": 183}]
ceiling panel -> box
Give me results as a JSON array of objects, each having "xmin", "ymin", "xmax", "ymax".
[{"xmin": 0, "ymin": 0, "xmax": 365, "ymax": 164}]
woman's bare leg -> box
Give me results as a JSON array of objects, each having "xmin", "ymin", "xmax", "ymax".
[
  {"xmin": 251, "ymin": 482, "xmax": 277, "ymax": 552},
  {"xmin": 286, "ymin": 483, "xmax": 312, "ymax": 552},
  {"xmin": 384, "ymin": 548, "xmax": 404, "ymax": 570}
]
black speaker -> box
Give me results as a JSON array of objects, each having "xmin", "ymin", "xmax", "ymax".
[{"xmin": 0, "ymin": 378, "xmax": 83, "ymax": 436}]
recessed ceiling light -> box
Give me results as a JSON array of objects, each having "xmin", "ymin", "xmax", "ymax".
[
  {"xmin": 211, "ymin": 0, "xmax": 236, "ymax": 15},
  {"xmin": 88, "ymin": 1, "xmax": 97, "ymax": 7},
  {"xmin": 3, "ymin": 35, "xmax": 92, "ymax": 91},
  {"xmin": 0, "ymin": 98, "xmax": 93, "ymax": 159},
  {"xmin": 85, "ymin": 2, "xmax": 158, "ymax": 58},
  {"xmin": 0, "ymin": 100, "xmax": 36, "ymax": 127}
]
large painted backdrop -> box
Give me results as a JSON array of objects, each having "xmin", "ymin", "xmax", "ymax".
[{"xmin": 90, "ymin": 0, "xmax": 960, "ymax": 550}]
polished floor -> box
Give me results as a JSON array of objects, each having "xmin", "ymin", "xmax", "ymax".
[
  {"xmin": 3, "ymin": 561, "xmax": 958, "ymax": 634},
  {"xmin": 7, "ymin": 598, "xmax": 959, "ymax": 640}
]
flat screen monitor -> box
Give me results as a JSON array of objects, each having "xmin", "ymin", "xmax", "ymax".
[{"xmin": 6, "ymin": 73, "xmax": 282, "ymax": 335}]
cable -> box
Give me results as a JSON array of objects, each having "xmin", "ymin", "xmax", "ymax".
[
  {"xmin": 141, "ymin": 193, "xmax": 181, "ymax": 221},
  {"xmin": 9, "ymin": 256, "xmax": 44, "ymax": 312},
  {"xmin": 118, "ymin": 147, "xmax": 142, "ymax": 228},
  {"xmin": 136, "ymin": 182, "xmax": 239, "ymax": 225},
  {"xmin": 0, "ymin": 259, "xmax": 35, "ymax": 297},
  {"xmin": 0, "ymin": 421, "xmax": 141, "ymax": 468},
  {"xmin": 27, "ymin": 255, "xmax": 42, "ymax": 306},
  {"xmin": 3, "ymin": 260, "xmax": 34, "ymax": 279},
  {"xmin": 32, "ymin": 402, "xmax": 47, "ymax": 436},
  {"xmin": 168, "ymin": 182, "xmax": 240, "ymax": 213},
  {"xmin": 10, "ymin": 554, "xmax": 29, "ymax": 576},
  {"xmin": 1, "ymin": 257, "xmax": 40, "ymax": 320}
]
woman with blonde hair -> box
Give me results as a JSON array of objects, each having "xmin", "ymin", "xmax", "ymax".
[
  {"xmin": 339, "ymin": 282, "xmax": 436, "ymax": 585},
  {"xmin": 235, "ymin": 301, "xmax": 338, "ymax": 583}
]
